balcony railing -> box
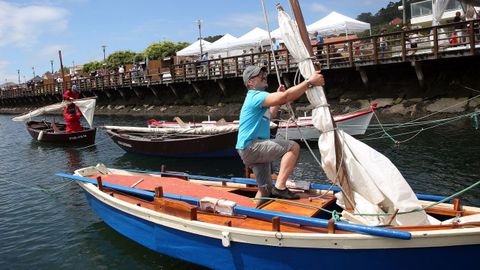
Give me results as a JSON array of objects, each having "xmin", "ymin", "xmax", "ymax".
[{"xmin": 1, "ymin": 19, "xmax": 479, "ymax": 101}]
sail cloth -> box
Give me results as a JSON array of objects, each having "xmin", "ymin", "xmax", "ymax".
[
  {"xmin": 103, "ymin": 124, "xmax": 239, "ymax": 134},
  {"xmin": 277, "ymin": 9, "xmax": 432, "ymax": 226},
  {"xmin": 12, "ymin": 98, "xmax": 96, "ymax": 128}
]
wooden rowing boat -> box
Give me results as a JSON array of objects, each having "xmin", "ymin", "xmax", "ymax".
[
  {"xmin": 105, "ymin": 126, "xmax": 239, "ymax": 158},
  {"xmin": 26, "ymin": 120, "xmax": 96, "ymax": 145},
  {"xmin": 57, "ymin": 165, "xmax": 480, "ymax": 269},
  {"xmin": 276, "ymin": 105, "xmax": 375, "ymax": 140}
]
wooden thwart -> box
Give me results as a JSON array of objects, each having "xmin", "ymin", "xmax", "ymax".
[
  {"xmin": 260, "ymin": 195, "xmax": 336, "ymax": 218},
  {"xmin": 153, "ymin": 186, "xmax": 197, "ymax": 220}
]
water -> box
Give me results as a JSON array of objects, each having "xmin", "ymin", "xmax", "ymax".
[{"xmin": 0, "ymin": 114, "xmax": 479, "ymax": 269}]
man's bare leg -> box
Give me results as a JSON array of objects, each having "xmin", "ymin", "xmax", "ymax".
[{"xmin": 274, "ymin": 142, "xmax": 300, "ymax": 190}]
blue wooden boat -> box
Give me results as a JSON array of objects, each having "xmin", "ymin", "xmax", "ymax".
[{"xmin": 57, "ymin": 165, "xmax": 480, "ymax": 270}]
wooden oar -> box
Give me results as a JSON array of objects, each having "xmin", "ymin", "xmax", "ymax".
[{"xmin": 55, "ymin": 172, "xmax": 412, "ymax": 240}]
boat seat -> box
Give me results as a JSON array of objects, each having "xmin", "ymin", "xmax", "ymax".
[
  {"xmin": 51, "ymin": 122, "xmax": 60, "ymax": 133},
  {"xmin": 259, "ymin": 192, "xmax": 336, "ymax": 217}
]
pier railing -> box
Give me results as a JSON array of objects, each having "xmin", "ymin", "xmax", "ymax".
[{"xmin": 1, "ymin": 19, "xmax": 479, "ymax": 100}]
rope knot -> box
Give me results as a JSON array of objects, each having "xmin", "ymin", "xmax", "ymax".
[{"xmin": 331, "ymin": 210, "xmax": 341, "ymax": 222}]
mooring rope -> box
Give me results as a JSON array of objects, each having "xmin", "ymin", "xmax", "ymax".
[
  {"xmin": 362, "ymin": 111, "xmax": 479, "ymax": 143},
  {"xmin": 363, "ymin": 93, "xmax": 480, "ymax": 142}
]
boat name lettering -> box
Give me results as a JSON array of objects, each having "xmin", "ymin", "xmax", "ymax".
[{"xmin": 69, "ymin": 134, "xmax": 87, "ymax": 140}]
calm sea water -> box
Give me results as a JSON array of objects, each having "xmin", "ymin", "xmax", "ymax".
[{"xmin": 0, "ymin": 113, "xmax": 479, "ymax": 269}]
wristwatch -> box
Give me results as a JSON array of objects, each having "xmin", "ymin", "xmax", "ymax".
[{"xmin": 306, "ymin": 79, "xmax": 314, "ymax": 88}]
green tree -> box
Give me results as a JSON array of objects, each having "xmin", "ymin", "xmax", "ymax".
[
  {"xmin": 203, "ymin": 35, "xmax": 222, "ymax": 43},
  {"xmin": 106, "ymin": 50, "xmax": 138, "ymax": 69},
  {"xmin": 144, "ymin": 41, "xmax": 190, "ymax": 60},
  {"xmin": 82, "ymin": 61, "xmax": 104, "ymax": 74},
  {"xmin": 357, "ymin": 12, "xmax": 374, "ymax": 24}
]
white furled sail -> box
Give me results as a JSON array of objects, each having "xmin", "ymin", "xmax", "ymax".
[
  {"xmin": 74, "ymin": 98, "xmax": 96, "ymax": 128},
  {"xmin": 12, "ymin": 98, "xmax": 96, "ymax": 128},
  {"xmin": 277, "ymin": 7, "xmax": 434, "ymax": 226}
]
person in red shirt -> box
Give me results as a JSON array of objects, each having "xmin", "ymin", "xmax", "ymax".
[
  {"xmin": 63, "ymin": 85, "xmax": 80, "ymax": 101},
  {"xmin": 63, "ymin": 105, "xmax": 83, "ymax": 133}
]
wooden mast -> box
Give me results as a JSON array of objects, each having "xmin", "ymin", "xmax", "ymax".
[
  {"xmin": 58, "ymin": 50, "xmax": 67, "ymax": 94},
  {"xmin": 287, "ymin": 0, "xmax": 355, "ymax": 210}
]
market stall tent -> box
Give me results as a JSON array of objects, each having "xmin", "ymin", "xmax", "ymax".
[
  {"xmin": 176, "ymin": 39, "xmax": 212, "ymax": 57},
  {"xmin": 307, "ymin": 11, "xmax": 371, "ymax": 36}
]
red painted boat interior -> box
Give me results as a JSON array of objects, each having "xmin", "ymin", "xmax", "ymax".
[{"xmin": 90, "ymin": 174, "xmax": 256, "ymax": 208}]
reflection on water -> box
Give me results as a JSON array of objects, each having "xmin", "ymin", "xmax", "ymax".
[
  {"xmin": 112, "ymin": 152, "xmax": 245, "ymax": 178},
  {"xmin": 0, "ymin": 114, "xmax": 479, "ymax": 269}
]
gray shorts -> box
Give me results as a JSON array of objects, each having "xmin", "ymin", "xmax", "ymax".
[{"xmin": 238, "ymin": 139, "xmax": 294, "ymax": 195}]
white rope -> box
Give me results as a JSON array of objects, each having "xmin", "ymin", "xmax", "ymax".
[{"xmin": 364, "ymin": 93, "xmax": 480, "ymax": 139}]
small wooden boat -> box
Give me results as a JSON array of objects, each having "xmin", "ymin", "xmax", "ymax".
[
  {"xmin": 57, "ymin": 165, "xmax": 480, "ymax": 270},
  {"xmin": 147, "ymin": 105, "xmax": 375, "ymax": 142},
  {"xmin": 104, "ymin": 125, "xmax": 239, "ymax": 158},
  {"xmin": 26, "ymin": 120, "xmax": 96, "ymax": 145},
  {"xmin": 276, "ymin": 105, "xmax": 376, "ymax": 140},
  {"xmin": 12, "ymin": 98, "xmax": 97, "ymax": 145}
]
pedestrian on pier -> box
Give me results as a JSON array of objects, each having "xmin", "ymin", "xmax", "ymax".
[
  {"xmin": 236, "ymin": 66, "xmax": 324, "ymax": 206},
  {"xmin": 313, "ymin": 31, "xmax": 324, "ymax": 57},
  {"xmin": 379, "ymin": 28, "xmax": 387, "ymax": 59},
  {"xmin": 453, "ymin": 11, "xmax": 464, "ymax": 43}
]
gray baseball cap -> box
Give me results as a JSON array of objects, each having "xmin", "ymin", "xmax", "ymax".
[{"xmin": 243, "ymin": 65, "xmax": 266, "ymax": 86}]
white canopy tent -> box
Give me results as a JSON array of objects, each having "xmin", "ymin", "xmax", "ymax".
[
  {"xmin": 217, "ymin": 27, "xmax": 271, "ymax": 53},
  {"xmin": 205, "ymin": 34, "xmax": 241, "ymax": 56},
  {"xmin": 176, "ymin": 39, "xmax": 212, "ymax": 57},
  {"xmin": 307, "ymin": 11, "xmax": 371, "ymax": 36}
]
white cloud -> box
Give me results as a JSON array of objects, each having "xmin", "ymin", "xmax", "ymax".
[
  {"xmin": 0, "ymin": 59, "xmax": 17, "ymax": 83},
  {"xmin": 0, "ymin": 1, "xmax": 69, "ymax": 48},
  {"xmin": 38, "ymin": 44, "xmax": 69, "ymax": 59},
  {"xmin": 310, "ymin": 3, "xmax": 330, "ymax": 13}
]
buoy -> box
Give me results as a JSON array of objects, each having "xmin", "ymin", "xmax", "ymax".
[{"xmin": 38, "ymin": 130, "xmax": 44, "ymax": 141}]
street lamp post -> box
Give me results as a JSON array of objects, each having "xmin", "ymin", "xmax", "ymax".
[
  {"xmin": 101, "ymin": 45, "xmax": 107, "ymax": 75},
  {"xmin": 197, "ymin": 20, "xmax": 203, "ymax": 57},
  {"xmin": 101, "ymin": 45, "xmax": 107, "ymax": 62},
  {"xmin": 50, "ymin": 60, "xmax": 54, "ymax": 74}
]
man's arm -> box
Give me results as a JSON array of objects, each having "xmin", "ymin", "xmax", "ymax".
[{"xmin": 263, "ymin": 71, "xmax": 324, "ymax": 108}]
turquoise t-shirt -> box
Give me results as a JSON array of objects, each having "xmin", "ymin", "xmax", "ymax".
[{"xmin": 236, "ymin": 90, "xmax": 270, "ymax": 150}]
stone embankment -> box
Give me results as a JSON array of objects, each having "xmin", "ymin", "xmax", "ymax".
[{"xmin": 2, "ymin": 97, "xmax": 479, "ymax": 123}]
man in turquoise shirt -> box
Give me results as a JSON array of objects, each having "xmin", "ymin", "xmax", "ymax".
[{"xmin": 237, "ymin": 66, "xmax": 324, "ymax": 206}]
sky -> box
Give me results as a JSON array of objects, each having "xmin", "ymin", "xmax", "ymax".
[{"xmin": 0, "ymin": 0, "xmax": 395, "ymax": 84}]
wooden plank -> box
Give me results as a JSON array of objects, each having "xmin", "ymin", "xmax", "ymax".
[
  {"xmin": 260, "ymin": 194, "xmax": 336, "ymax": 217},
  {"xmin": 154, "ymin": 197, "xmax": 197, "ymax": 220}
]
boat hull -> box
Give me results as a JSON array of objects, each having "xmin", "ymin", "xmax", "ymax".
[
  {"xmin": 26, "ymin": 121, "xmax": 96, "ymax": 145},
  {"xmin": 106, "ymin": 129, "xmax": 238, "ymax": 158},
  {"xmin": 276, "ymin": 108, "xmax": 374, "ymax": 140},
  {"xmin": 81, "ymin": 182, "xmax": 479, "ymax": 270}
]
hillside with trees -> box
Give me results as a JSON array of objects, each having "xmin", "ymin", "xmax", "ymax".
[{"xmin": 356, "ymin": 0, "xmax": 418, "ymax": 35}]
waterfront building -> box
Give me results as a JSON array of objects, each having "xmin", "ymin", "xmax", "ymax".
[{"xmin": 410, "ymin": 0, "xmax": 479, "ymax": 26}]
